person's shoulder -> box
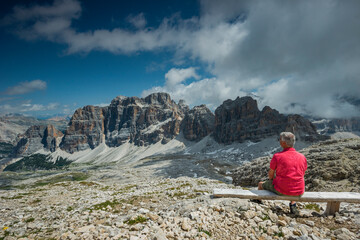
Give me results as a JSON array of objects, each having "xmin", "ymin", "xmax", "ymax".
[
  {"xmin": 273, "ymin": 150, "xmax": 283, "ymax": 156},
  {"xmin": 272, "ymin": 151, "xmax": 283, "ymax": 159},
  {"xmin": 294, "ymin": 150, "xmax": 306, "ymax": 159}
]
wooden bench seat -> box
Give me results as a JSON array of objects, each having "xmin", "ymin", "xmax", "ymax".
[{"xmin": 213, "ymin": 188, "xmax": 360, "ymax": 216}]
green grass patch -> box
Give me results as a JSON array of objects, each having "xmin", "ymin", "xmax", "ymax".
[
  {"xmin": 100, "ymin": 186, "xmax": 111, "ymax": 191},
  {"xmin": 196, "ymin": 180, "xmax": 207, "ymax": 185},
  {"xmin": 32, "ymin": 172, "xmax": 89, "ymax": 187},
  {"xmin": 1, "ymin": 192, "xmax": 33, "ymax": 200},
  {"xmin": 31, "ymin": 199, "xmax": 41, "ymax": 204},
  {"xmin": 274, "ymin": 231, "xmax": 284, "ymax": 237},
  {"xmin": 91, "ymin": 199, "xmax": 122, "ymax": 211},
  {"xmin": 79, "ymin": 181, "xmax": 99, "ymax": 187},
  {"xmin": 198, "ymin": 228, "xmax": 212, "ymax": 236},
  {"xmin": 169, "ymin": 192, "xmax": 197, "ymax": 199},
  {"xmin": 122, "ymin": 184, "xmax": 137, "ymax": 191},
  {"xmin": 259, "ymin": 226, "xmax": 267, "ymax": 233},
  {"xmin": 4, "ymin": 154, "xmax": 72, "ymax": 172},
  {"xmin": 0, "ymin": 230, "xmax": 11, "ymax": 240},
  {"xmin": 0, "ymin": 185, "xmax": 13, "ymax": 190},
  {"xmin": 0, "ymin": 142, "xmax": 14, "ymax": 155},
  {"xmin": 304, "ymin": 203, "xmax": 321, "ymax": 212},
  {"xmin": 1, "ymin": 195, "xmax": 23, "ymax": 200},
  {"xmin": 25, "ymin": 217, "xmax": 35, "ymax": 223},
  {"xmin": 179, "ymin": 183, "xmax": 192, "ymax": 188},
  {"xmin": 156, "ymin": 182, "xmax": 168, "ymax": 186},
  {"xmin": 124, "ymin": 216, "xmax": 148, "ymax": 225}
]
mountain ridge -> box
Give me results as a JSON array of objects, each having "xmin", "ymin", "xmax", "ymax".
[{"xmin": 11, "ymin": 92, "xmax": 325, "ymax": 158}]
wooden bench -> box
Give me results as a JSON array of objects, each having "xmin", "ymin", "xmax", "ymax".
[{"xmin": 213, "ymin": 188, "xmax": 360, "ymax": 216}]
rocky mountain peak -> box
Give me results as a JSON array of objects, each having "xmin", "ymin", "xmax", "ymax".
[
  {"xmin": 10, "ymin": 93, "xmax": 331, "ymax": 155},
  {"xmin": 59, "ymin": 93, "xmax": 186, "ymax": 152},
  {"xmin": 144, "ymin": 92, "xmax": 173, "ymax": 105},
  {"xmin": 60, "ymin": 106, "xmax": 106, "ymax": 153},
  {"xmin": 182, "ymin": 105, "xmax": 215, "ymax": 141},
  {"xmin": 214, "ymin": 96, "xmax": 327, "ymax": 144},
  {"xmin": 178, "ymin": 99, "xmax": 189, "ymax": 112},
  {"xmin": 13, "ymin": 124, "xmax": 63, "ymax": 156}
]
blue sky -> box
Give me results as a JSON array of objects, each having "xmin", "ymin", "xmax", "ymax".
[
  {"xmin": 0, "ymin": 0, "xmax": 203, "ymax": 117},
  {"xmin": 1, "ymin": 0, "xmax": 360, "ymax": 118}
]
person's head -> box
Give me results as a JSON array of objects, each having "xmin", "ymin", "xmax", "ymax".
[{"xmin": 279, "ymin": 132, "xmax": 295, "ymax": 148}]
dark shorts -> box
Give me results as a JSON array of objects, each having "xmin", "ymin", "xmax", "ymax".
[
  {"xmin": 262, "ymin": 180, "xmax": 302, "ymax": 197},
  {"xmin": 262, "ymin": 180, "xmax": 285, "ymax": 196}
]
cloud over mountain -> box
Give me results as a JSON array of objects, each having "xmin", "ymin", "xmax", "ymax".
[
  {"xmin": 4, "ymin": 80, "xmax": 47, "ymax": 95},
  {"xmin": 2, "ymin": 0, "xmax": 360, "ymax": 118}
]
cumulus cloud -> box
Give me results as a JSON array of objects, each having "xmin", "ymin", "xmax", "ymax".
[
  {"xmin": 126, "ymin": 13, "xmax": 147, "ymax": 29},
  {"xmin": 143, "ymin": 0, "xmax": 360, "ymax": 117},
  {"xmin": 164, "ymin": 67, "xmax": 199, "ymax": 88},
  {"xmin": 0, "ymin": 101, "xmax": 59, "ymax": 113},
  {"xmin": 3, "ymin": 0, "xmax": 360, "ymax": 117},
  {"xmin": 4, "ymin": 80, "xmax": 47, "ymax": 95},
  {"xmin": 142, "ymin": 67, "xmax": 247, "ymax": 109}
]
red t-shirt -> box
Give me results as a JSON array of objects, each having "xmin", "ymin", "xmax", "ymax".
[{"xmin": 270, "ymin": 148, "xmax": 307, "ymax": 196}]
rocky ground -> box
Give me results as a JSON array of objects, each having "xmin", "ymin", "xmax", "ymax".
[
  {"xmin": 1, "ymin": 173, "xmax": 360, "ymax": 240},
  {"xmin": 1, "ymin": 138, "xmax": 360, "ymax": 240},
  {"xmin": 232, "ymin": 138, "xmax": 360, "ymax": 193}
]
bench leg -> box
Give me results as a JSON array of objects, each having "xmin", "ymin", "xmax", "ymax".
[{"xmin": 324, "ymin": 201, "xmax": 340, "ymax": 216}]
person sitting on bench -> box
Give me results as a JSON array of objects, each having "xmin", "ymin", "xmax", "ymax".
[{"xmin": 258, "ymin": 132, "xmax": 307, "ymax": 215}]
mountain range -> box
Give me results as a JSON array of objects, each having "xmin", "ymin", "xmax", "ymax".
[{"xmin": 9, "ymin": 92, "xmax": 326, "ymax": 157}]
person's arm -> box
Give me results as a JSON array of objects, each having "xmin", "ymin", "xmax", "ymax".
[{"xmin": 268, "ymin": 169, "xmax": 275, "ymax": 180}]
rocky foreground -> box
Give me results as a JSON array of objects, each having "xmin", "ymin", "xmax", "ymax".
[
  {"xmin": 1, "ymin": 138, "xmax": 360, "ymax": 240},
  {"xmin": 232, "ymin": 138, "xmax": 360, "ymax": 193},
  {"xmin": 1, "ymin": 173, "xmax": 360, "ymax": 239}
]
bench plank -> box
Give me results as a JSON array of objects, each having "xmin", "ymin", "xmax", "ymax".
[{"xmin": 213, "ymin": 189, "xmax": 360, "ymax": 203}]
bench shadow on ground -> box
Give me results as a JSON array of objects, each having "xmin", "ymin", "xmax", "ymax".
[{"xmin": 134, "ymin": 154, "xmax": 238, "ymax": 184}]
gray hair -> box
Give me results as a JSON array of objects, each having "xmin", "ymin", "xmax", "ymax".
[{"xmin": 280, "ymin": 132, "xmax": 296, "ymax": 147}]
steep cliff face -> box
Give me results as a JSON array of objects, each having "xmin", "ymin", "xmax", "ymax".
[
  {"xmin": 285, "ymin": 114, "xmax": 327, "ymax": 141},
  {"xmin": 14, "ymin": 125, "xmax": 63, "ymax": 156},
  {"xmin": 59, "ymin": 93, "xmax": 186, "ymax": 153},
  {"xmin": 214, "ymin": 96, "xmax": 326, "ymax": 144},
  {"xmin": 313, "ymin": 117, "xmax": 360, "ymax": 135},
  {"xmin": 182, "ymin": 105, "xmax": 215, "ymax": 141},
  {"xmin": 104, "ymin": 93, "xmax": 184, "ymax": 147},
  {"xmin": 13, "ymin": 93, "xmax": 332, "ymax": 155},
  {"xmin": 60, "ymin": 106, "xmax": 106, "ymax": 153}
]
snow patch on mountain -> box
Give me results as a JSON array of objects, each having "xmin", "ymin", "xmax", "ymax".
[{"xmin": 39, "ymin": 138, "xmax": 186, "ymax": 165}]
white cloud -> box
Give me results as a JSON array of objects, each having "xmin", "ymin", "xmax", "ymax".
[
  {"xmin": 164, "ymin": 67, "xmax": 199, "ymax": 89},
  {"xmin": 0, "ymin": 101, "xmax": 59, "ymax": 113},
  {"xmin": 142, "ymin": 67, "xmax": 246, "ymax": 109},
  {"xmin": 126, "ymin": 13, "xmax": 147, "ymax": 29},
  {"xmin": 4, "ymin": 80, "xmax": 47, "ymax": 95},
  {"xmin": 3, "ymin": 0, "xmax": 360, "ymax": 117}
]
